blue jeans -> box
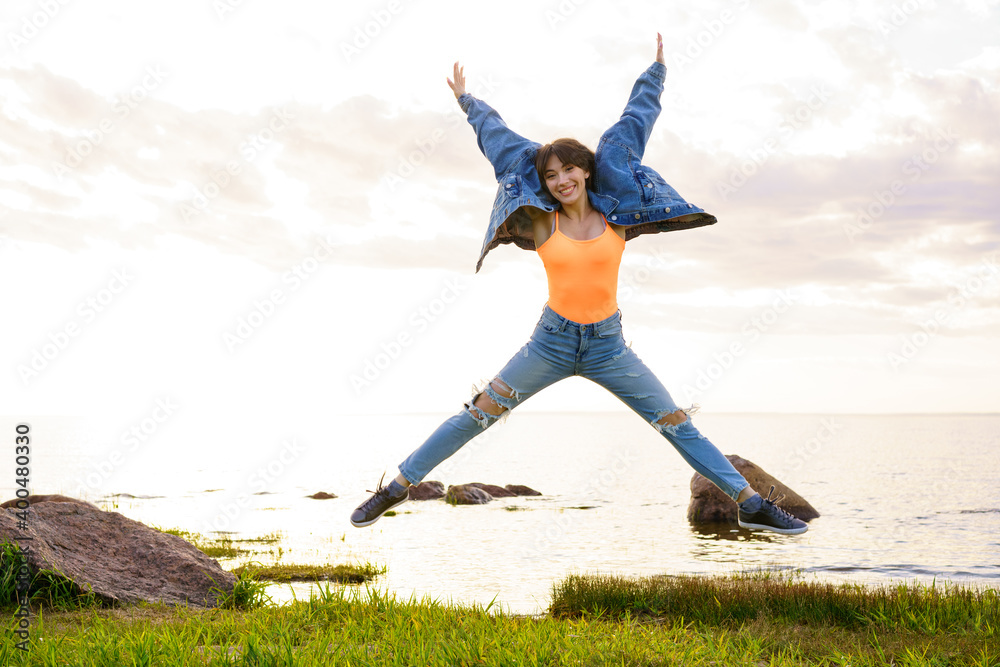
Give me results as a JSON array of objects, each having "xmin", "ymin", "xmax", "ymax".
[{"xmin": 398, "ymin": 305, "xmax": 749, "ymax": 500}]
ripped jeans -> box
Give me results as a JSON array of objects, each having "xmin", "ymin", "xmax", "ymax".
[{"xmin": 397, "ymin": 304, "xmax": 750, "ymax": 500}]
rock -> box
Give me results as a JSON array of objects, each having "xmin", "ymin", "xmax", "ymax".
[
  {"xmin": 0, "ymin": 497, "xmax": 235, "ymax": 607},
  {"xmin": 687, "ymin": 455, "xmax": 819, "ymax": 524},
  {"xmin": 307, "ymin": 491, "xmax": 337, "ymax": 499},
  {"xmin": 1, "ymin": 494, "xmax": 98, "ymax": 509},
  {"xmin": 433, "ymin": 483, "xmax": 540, "ymax": 504},
  {"xmin": 445, "ymin": 484, "xmax": 493, "ymax": 505},
  {"xmin": 504, "ymin": 484, "xmax": 542, "ymax": 497},
  {"xmin": 469, "ymin": 483, "xmax": 516, "ymax": 498},
  {"xmin": 408, "ymin": 481, "xmax": 445, "ymax": 501}
]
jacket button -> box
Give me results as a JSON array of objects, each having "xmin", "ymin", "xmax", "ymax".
[
  {"xmin": 610, "ymin": 215, "xmax": 617, "ymax": 221},
  {"xmin": 687, "ymin": 203, "xmax": 693, "ymax": 208},
  {"xmin": 634, "ymin": 214, "xmax": 640, "ymax": 219},
  {"xmin": 645, "ymin": 183, "xmax": 652, "ymax": 188},
  {"xmin": 664, "ymin": 207, "xmax": 670, "ymax": 213},
  {"xmin": 505, "ymin": 184, "xmax": 512, "ymax": 188}
]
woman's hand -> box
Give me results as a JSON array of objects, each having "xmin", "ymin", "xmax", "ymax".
[
  {"xmin": 447, "ymin": 61, "xmax": 467, "ymax": 99},
  {"xmin": 656, "ymin": 32, "xmax": 664, "ymax": 65}
]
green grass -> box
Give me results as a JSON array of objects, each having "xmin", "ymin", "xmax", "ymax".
[
  {"xmin": 1, "ymin": 571, "xmax": 997, "ymax": 665},
  {"xmin": 154, "ymin": 528, "xmax": 287, "ymax": 559},
  {"xmin": 550, "ymin": 570, "xmax": 999, "ymax": 665},
  {"xmin": 211, "ymin": 565, "xmax": 272, "ymax": 611},
  {"xmin": 550, "ymin": 570, "xmax": 1000, "ymax": 632},
  {"xmin": 230, "ymin": 561, "xmax": 386, "ymax": 584},
  {"xmin": 0, "ymin": 541, "xmax": 99, "ymax": 611},
  {"xmin": 154, "ymin": 528, "xmax": 246, "ymax": 559}
]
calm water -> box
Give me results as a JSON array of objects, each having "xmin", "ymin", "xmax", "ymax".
[{"xmin": 7, "ymin": 412, "xmax": 999, "ymax": 615}]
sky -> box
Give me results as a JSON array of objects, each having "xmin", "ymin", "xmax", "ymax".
[{"xmin": 2, "ymin": 0, "xmax": 999, "ymax": 445}]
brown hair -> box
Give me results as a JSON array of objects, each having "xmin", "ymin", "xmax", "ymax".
[{"xmin": 535, "ymin": 138, "xmax": 596, "ymax": 197}]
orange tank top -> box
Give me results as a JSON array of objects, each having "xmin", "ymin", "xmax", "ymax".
[{"xmin": 536, "ymin": 211, "xmax": 626, "ymax": 324}]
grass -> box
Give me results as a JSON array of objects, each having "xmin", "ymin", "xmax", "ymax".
[
  {"xmin": 230, "ymin": 561, "xmax": 386, "ymax": 584},
  {"xmin": 0, "ymin": 541, "xmax": 99, "ymax": 611},
  {"xmin": 550, "ymin": 569, "xmax": 1000, "ymax": 632},
  {"xmin": 551, "ymin": 570, "xmax": 999, "ymax": 665},
  {"xmin": 211, "ymin": 566, "xmax": 272, "ymax": 611},
  {"xmin": 155, "ymin": 528, "xmax": 286, "ymax": 559},
  {"xmin": 0, "ymin": 570, "xmax": 996, "ymax": 665},
  {"xmin": 155, "ymin": 528, "xmax": 246, "ymax": 559}
]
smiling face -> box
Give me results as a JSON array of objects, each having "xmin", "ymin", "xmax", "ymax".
[
  {"xmin": 542, "ymin": 154, "xmax": 589, "ymax": 207},
  {"xmin": 534, "ymin": 138, "xmax": 596, "ymax": 208}
]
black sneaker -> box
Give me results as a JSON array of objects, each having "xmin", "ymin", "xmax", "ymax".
[
  {"xmin": 350, "ymin": 474, "xmax": 408, "ymax": 528},
  {"xmin": 738, "ymin": 485, "xmax": 808, "ymax": 535}
]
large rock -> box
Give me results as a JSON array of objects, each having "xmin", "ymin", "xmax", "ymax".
[
  {"xmin": 687, "ymin": 455, "xmax": 819, "ymax": 524},
  {"xmin": 0, "ymin": 496, "xmax": 235, "ymax": 607},
  {"xmin": 0, "ymin": 494, "xmax": 97, "ymax": 509},
  {"xmin": 408, "ymin": 481, "xmax": 445, "ymax": 501},
  {"xmin": 445, "ymin": 484, "xmax": 493, "ymax": 505}
]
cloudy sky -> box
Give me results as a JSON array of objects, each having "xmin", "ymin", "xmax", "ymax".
[{"xmin": 2, "ymin": 0, "xmax": 998, "ymax": 442}]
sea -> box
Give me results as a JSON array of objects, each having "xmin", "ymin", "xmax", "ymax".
[{"xmin": 7, "ymin": 412, "xmax": 999, "ymax": 616}]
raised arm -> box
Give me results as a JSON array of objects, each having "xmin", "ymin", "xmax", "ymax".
[
  {"xmin": 600, "ymin": 34, "xmax": 667, "ymax": 160},
  {"xmin": 448, "ymin": 61, "xmax": 540, "ymax": 182}
]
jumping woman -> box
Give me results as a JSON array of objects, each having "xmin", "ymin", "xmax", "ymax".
[{"xmin": 350, "ymin": 34, "xmax": 807, "ymax": 536}]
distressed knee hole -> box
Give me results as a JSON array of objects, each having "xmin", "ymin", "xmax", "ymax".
[
  {"xmin": 657, "ymin": 409, "xmax": 688, "ymax": 427},
  {"xmin": 465, "ymin": 402, "xmax": 493, "ymax": 429},
  {"xmin": 471, "ymin": 378, "xmax": 518, "ymax": 423},
  {"xmin": 652, "ymin": 409, "xmax": 688, "ymax": 435},
  {"xmin": 472, "ymin": 391, "xmax": 506, "ymax": 417}
]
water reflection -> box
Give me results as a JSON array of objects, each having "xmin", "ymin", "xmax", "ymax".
[{"xmin": 687, "ymin": 522, "xmax": 780, "ymax": 543}]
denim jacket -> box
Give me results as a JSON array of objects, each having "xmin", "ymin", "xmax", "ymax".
[{"xmin": 457, "ymin": 61, "xmax": 716, "ymax": 273}]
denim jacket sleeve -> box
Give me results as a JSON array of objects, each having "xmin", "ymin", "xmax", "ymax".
[
  {"xmin": 601, "ymin": 61, "xmax": 666, "ymax": 161},
  {"xmin": 458, "ymin": 93, "xmax": 540, "ymax": 181}
]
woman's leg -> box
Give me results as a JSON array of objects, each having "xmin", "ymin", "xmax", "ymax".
[
  {"xmin": 352, "ymin": 308, "xmax": 579, "ymax": 527},
  {"xmin": 580, "ymin": 319, "xmax": 750, "ymax": 501},
  {"xmin": 396, "ymin": 310, "xmax": 577, "ymax": 485}
]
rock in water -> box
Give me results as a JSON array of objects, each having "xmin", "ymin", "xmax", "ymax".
[
  {"xmin": 504, "ymin": 484, "xmax": 542, "ymax": 496},
  {"xmin": 468, "ymin": 483, "xmax": 516, "ymax": 498},
  {"xmin": 408, "ymin": 481, "xmax": 446, "ymax": 500},
  {"xmin": 687, "ymin": 455, "xmax": 819, "ymax": 524},
  {"xmin": 445, "ymin": 484, "xmax": 493, "ymax": 505},
  {"xmin": 0, "ymin": 497, "xmax": 235, "ymax": 607}
]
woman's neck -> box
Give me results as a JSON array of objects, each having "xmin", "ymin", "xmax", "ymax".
[{"xmin": 558, "ymin": 195, "xmax": 593, "ymax": 224}]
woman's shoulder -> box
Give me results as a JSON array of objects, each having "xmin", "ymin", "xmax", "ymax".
[
  {"xmin": 526, "ymin": 206, "xmax": 555, "ymax": 248},
  {"xmin": 607, "ymin": 218, "xmax": 627, "ymax": 241}
]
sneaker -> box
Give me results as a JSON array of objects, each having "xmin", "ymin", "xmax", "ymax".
[
  {"xmin": 350, "ymin": 474, "xmax": 408, "ymax": 528},
  {"xmin": 738, "ymin": 485, "xmax": 808, "ymax": 535}
]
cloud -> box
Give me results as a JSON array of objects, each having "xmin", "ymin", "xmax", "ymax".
[{"xmin": 2, "ymin": 29, "xmax": 998, "ymax": 338}]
